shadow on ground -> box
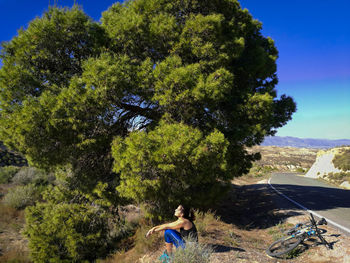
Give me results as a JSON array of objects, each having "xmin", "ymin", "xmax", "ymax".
[
  {"xmin": 208, "ymin": 244, "xmax": 245, "ymax": 253},
  {"xmin": 215, "ymin": 182, "xmax": 350, "ymax": 230}
]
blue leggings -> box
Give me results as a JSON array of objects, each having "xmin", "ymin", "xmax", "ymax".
[{"xmin": 164, "ymin": 229, "xmax": 185, "ymax": 248}]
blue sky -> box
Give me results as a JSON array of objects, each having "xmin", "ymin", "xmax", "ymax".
[
  {"xmin": 240, "ymin": 0, "xmax": 350, "ymax": 139},
  {"xmin": 1, "ymin": 0, "xmax": 349, "ymax": 139}
]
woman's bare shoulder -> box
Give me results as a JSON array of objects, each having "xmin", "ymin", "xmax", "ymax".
[{"xmin": 182, "ymin": 218, "xmax": 193, "ymax": 230}]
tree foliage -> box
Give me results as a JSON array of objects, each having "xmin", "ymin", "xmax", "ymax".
[
  {"xmin": 112, "ymin": 119, "xmax": 230, "ymax": 217},
  {"xmin": 24, "ymin": 203, "xmax": 113, "ymax": 262},
  {"xmin": 0, "ymin": 0, "xmax": 295, "ymax": 227}
]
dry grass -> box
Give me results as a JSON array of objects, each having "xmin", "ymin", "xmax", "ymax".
[
  {"xmin": 0, "ymin": 191, "xmax": 29, "ymax": 262},
  {"xmin": 195, "ymin": 210, "xmax": 220, "ymax": 237},
  {"xmin": 100, "ymin": 221, "xmax": 163, "ymax": 263},
  {"xmin": 172, "ymin": 237, "xmax": 213, "ymax": 263},
  {"xmin": 267, "ymin": 221, "xmax": 294, "ymax": 241},
  {"xmin": 0, "ymin": 242, "xmax": 30, "ymax": 263},
  {"xmin": 2, "ymin": 184, "xmax": 38, "ymax": 209},
  {"xmin": 0, "ymin": 202, "xmax": 24, "ymax": 230}
]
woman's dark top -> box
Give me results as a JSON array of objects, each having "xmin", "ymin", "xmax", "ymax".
[{"xmin": 180, "ymin": 222, "xmax": 198, "ymax": 241}]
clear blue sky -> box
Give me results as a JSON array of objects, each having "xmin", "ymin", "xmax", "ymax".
[
  {"xmin": 1, "ymin": 0, "xmax": 349, "ymax": 139},
  {"xmin": 240, "ymin": 0, "xmax": 350, "ymax": 140}
]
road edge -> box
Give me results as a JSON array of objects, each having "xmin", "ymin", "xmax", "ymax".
[{"xmin": 268, "ymin": 176, "xmax": 350, "ymax": 235}]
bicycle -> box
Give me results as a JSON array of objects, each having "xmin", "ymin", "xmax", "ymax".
[{"xmin": 266, "ymin": 213, "xmax": 332, "ymax": 257}]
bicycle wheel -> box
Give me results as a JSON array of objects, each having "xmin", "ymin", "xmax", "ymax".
[{"xmin": 266, "ymin": 235, "xmax": 303, "ymax": 257}]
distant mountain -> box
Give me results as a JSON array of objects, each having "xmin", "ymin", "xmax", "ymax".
[{"xmin": 261, "ymin": 136, "xmax": 350, "ymax": 149}]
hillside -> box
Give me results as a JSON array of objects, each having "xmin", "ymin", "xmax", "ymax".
[
  {"xmin": 305, "ymin": 146, "xmax": 350, "ymax": 189},
  {"xmin": 247, "ymin": 145, "xmax": 318, "ymax": 172},
  {"xmin": 262, "ymin": 136, "xmax": 350, "ymax": 149}
]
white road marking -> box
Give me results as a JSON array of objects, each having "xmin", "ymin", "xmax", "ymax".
[{"xmin": 268, "ymin": 177, "xmax": 350, "ymax": 235}]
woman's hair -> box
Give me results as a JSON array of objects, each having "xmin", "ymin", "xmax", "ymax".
[{"xmin": 180, "ymin": 205, "xmax": 195, "ymax": 221}]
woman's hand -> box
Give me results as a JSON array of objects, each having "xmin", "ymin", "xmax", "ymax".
[
  {"xmin": 146, "ymin": 227, "xmax": 155, "ymax": 237},
  {"xmin": 146, "ymin": 219, "xmax": 184, "ymax": 237}
]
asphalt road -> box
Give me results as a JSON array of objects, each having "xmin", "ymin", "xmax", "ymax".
[{"xmin": 269, "ymin": 173, "xmax": 350, "ymax": 235}]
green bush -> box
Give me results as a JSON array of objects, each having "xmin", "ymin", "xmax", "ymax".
[
  {"xmin": 24, "ymin": 203, "xmax": 108, "ymax": 262},
  {"xmin": 113, "ymin": 121, "xmax": 230, "ymax": 219},
  {"xmin": 171, "ymin": 237, "xmax": 213, "ymax": 263},
  {"xmin": 333, "ymin": 149, "xmax": 350, "ymax": 171},
  {"xmin": 295, "ymin": 167, "xmax": 305, "ymax": 173},
  {"xmin": 12, "ymin": 167, "xmax": 55, "ymax": 186},
  {"xmin": 2, "ymin": 184, "xmax": 38, "ymax": 209},
  {"xmin": 0, "ymin": 166, "xmax": 21, "ymax": 184},
  {"xmin": 248, "ymin": 164, "xmax": 277, "ymax": 178},
  {"xmin": 24, "ymin": 202, "xmax": 131, "ymax": 262}
]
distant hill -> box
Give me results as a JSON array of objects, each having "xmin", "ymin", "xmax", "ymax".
[{"xmin": 261, "ymin": 136, "xmax": 350, "ymax": 149}]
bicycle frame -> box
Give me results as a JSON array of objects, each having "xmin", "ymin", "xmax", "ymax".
[{"xmin": 266, "ymin": 213, "xmax": 332, "ymax": 258}]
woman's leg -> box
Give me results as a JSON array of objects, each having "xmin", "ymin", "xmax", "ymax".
[
  {"xmin": 165, "ymin": 242, "xmax": 173, "ymax": 255},
  {"xmin": 164, "ymin": 229, "xmax": 185, "ymax": 254}
]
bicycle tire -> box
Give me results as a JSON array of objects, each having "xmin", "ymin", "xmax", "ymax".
[{"xmin": 266, "ymin": 235, "xmax": 303, "ymax": 257}]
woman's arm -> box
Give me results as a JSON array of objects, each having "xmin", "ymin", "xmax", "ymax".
[{"xmin": 146, "ymin": 219, "xmax": 184, "ymax": 237}]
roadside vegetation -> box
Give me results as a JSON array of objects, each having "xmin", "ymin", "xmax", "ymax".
[
  {"xmin": 322, "ymin": 172, "xmax": 350, "ymax": 185},
  {"xmin": 333, "ymin": 148, "xmax": 350, "ymax": 171},
  {"xmin": 315, "ymin": 147, "xmax": 350, "ymax": 188},
  {"xmin": 246, "ymin": 164, "xmax": 278, "ymax": 179}
]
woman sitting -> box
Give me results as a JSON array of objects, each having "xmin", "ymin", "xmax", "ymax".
[{"xmin": 146, "ymin": 205, "xmax": 198, "ymax": 257}]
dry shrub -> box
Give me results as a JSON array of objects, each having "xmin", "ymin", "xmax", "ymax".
[
  {"xmin": 172, "ymin": 237, "xmax": 213, "ymax": 263},
  {"xmin": 0, "ymin": 202, "xmax": 24, "ymax": 228},
  {"xmin": 326, "ymin": 172, "xmax": 350, "ymax": 184},
  {"xmin": 194, "ymin": 210, "xmax": 220, "ymax": 237},
  {"xmin": 135, "ymin": 223, "xmax": 164, "ymax": 254},
  {"xmin": 12, "ymin": 167, "xmax": 54, "ymax": 186},
  {"xmin": 0, "ymin": 250, "xmax": 30, "ymax": 263},
  {"xmin": 0, "ymin": 237, "xmax": 30, "ymax": 263},
  {"xmin": 101, "ymin": 221, "xmax": 163, "ymax": 263},
  {"xmin": 2, "ymin": 184, "xmax": 38, "ymax": 209}
]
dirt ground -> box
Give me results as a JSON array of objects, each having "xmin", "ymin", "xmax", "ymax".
[{"xmin": 140, "ymin": 175, "xmax": 350, "ymax": 263}]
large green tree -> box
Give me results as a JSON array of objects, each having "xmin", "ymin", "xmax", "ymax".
[{"xmin": 0, "ymin": 0, "xmax": 295, "ymax": 215}]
